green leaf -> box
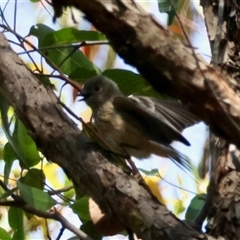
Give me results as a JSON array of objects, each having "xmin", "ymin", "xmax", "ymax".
[
  {"xmin": 35, "ymin": 74, "xmax": 54, "ymax": 88},
  {"xmin": 3, "ymin": 142, "xmax": 17, "ymax": 184},
  {"xmin": 69, "ymin": 68, "xmax": 101, "ymax": 83},
  {"xmin": 0, "ymin": 187, "xmax": 18, "ymax": 200},
  {"xmin": 0, "ymin": 227, "xmax": 11, "ymax": 240},
  {"xmin": 157, "ymin": 0, "xmax": 178, "ymax": 12},
  {"xmin": 185, "ymin": 194, "xmax": 206, "ymax": 223},
  {"xmin": 102, "ymin": 69, "xmax": 161, "ymax": 97},
  {"xmin": 0, "ymin": 95, "xmax": 12, "ymax": 140},
  {"xmin": 71, "ymin": 196, "xmax": 91, "ymax": 222},
  {"xmin": 12, "ymin": 118, "xmax": 40, "ymax": 169},
  {"xmin": 67, "ymin": 236, "xmax": 80, "ymax": 240},
  {"xmin": 81, "ymin": 221, "xmax": 102, "ymax": 240},
  {"xmin": 17, "ymin": 181, "xmax": 57, "ymax": 211},
  {"xmin": 29, "ymin": 24, "xmax": 101, "ymax": 76},
  {"xmin": 39, "ymin": 46, "xmax": 100, "ymax": 76},
  {"xmin": 157, "ymin": 0, "xmax": 179, "ymax": 25},
  {"xmin": 19, "ymin": 168, "xmax": 45, "ymax": 190},
  {"xmin": 63, "ymin": 177, "xmax": 75, "ymax": 200},
  {"xmin": 0, "ymin": 96, "xmax": 40, "ymax": 169},
  {"xmin": 0, "ymin": 97, "xmax": 30, "ymax": 169},
  {"xmin": 29, "ymin": 24, "xmax": 54, "ymax": 43},
  {"xmin": 43, "ymin": 28, "xmax": 107, "ymax": 46},
  {"xmin": 8, "ymin": 207, "xmax": 24, "ymax": 240},
  {"xmin": 138, "ymin": 168, "xmax": 159, "ymax": 176}
]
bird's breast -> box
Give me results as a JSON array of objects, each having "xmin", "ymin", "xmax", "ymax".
[{"xmin": 93, "ymin": 102, "xmax": 150, "ymax": 159}]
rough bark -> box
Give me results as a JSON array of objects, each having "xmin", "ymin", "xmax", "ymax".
[
  {"xmin": 0, "ymin": 34, "xmax": 206, "ymax": 239},
  {"xmin": 51, "ymin": 0, "xmax": 240, "ymax": 149},
  {"xmin": 200, "ymin": 1, "xmax": 240, "ymax": 239}
]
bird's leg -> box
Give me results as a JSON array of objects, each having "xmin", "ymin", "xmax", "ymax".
[
  {"xmin": 119, "ymin": 146, "xmax": 162, "ymax": 203},
  {"xmin": 126, "ymin": 156, "xmax": 139, "ymax": 176},
  {"xmin": 126, "ymin": 227, "xmax": 135, "ymax": 240},
  {"xmin": 124, "ymin": 155, "xmax": 156, "ymax": 199}
]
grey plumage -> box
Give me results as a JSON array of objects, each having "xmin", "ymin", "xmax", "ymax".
[{"xmin": 79, "ymin": 75, "xmax": 198, "ymax": 172}]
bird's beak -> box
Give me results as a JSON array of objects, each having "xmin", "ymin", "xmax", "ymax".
[{"xmin": 77, "ymin": 92, "xmax": 90, "ymax": 101}]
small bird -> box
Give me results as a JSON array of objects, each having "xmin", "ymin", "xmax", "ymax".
[{"xmin": 78, "ymin": 75, "xmax": 198, "ymax": 172}]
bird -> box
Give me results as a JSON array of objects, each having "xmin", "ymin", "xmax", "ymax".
[{"xmin": 78, "ymin": 75, "xmax": 198, "ymax": 172}]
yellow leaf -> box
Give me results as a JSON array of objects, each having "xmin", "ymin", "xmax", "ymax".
[
  {"xmin": 43, "ymin": 162, "xmax": 63, "ymax": 189},
  {"xmin": 80, "ymin": 107, "xmax": 92, "ymax": 123},
  {"xmin": 144, "ymin": 176, "xmax": 165, "ymax": 205}
]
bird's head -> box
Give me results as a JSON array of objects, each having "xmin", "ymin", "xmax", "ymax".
[{"xmin": 78, "ymin": 75, "xmax": 121, "ymax": 110}]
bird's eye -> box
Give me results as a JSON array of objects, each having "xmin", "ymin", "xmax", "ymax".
[{"xmin": 94, "ymin": 86, "xmax": 100, "ymax": 92}]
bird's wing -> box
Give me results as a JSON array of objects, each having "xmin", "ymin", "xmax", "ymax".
[
  {"xmin": 133, "ymin": 96, "xmax": 199, "ymax": 132},
  {"xmin": 113, "ymin": 96, "xmax": 193, "ymax": 146}
]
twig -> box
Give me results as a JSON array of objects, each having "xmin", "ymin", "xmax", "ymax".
[
  {"xmin": 50, "ymin": 44, "xmax": 81, "ymax": 75},
  {"xmin": 45, "ymin": 218, "xmax": 52, "ymax": 240},
  {"xmin": 17, "ymin": 41, "xmax": 109, "ymax": 55},
  {"xmin": 54, "ymin": 208, "xmax": 92, "ymax": 240},
  {"xmin": 156, "ymin": 173, "xmax": 197, "ymax": 195},
  {"xmin": 56, "ymin": 225, "xmax": 65, "ymax": 240},
  {"xmin": 0, "ymin": 181, "xmax": 92, "ymax": 240},
  {"xmin": 48, "ymin": 185, "xmax": 73, "ymax": 195},
  {"xmin": 0, "ymin": 24, "xmax": 81, "ymax": 91},
  {"xmin": 13, "ymin": 0, "xmax": 17, "ymax": 32}
]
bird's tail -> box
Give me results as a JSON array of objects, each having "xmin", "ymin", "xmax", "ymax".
[{"xmin": 148, "ymin": 140, "xmax": 192, "ymax": 173}]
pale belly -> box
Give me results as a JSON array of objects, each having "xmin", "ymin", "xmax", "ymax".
[{"xmin": 94, "ymin": 105, "xmax": 150, "ymax": 159}]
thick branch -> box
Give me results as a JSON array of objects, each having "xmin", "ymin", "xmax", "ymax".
[
  {"xmin": 0, "ymin": 34, "xmax": 206, "ymax": 239},
  {"xmin": 52, "ymin": 0, "xmax": 240, "ymax": 148}
]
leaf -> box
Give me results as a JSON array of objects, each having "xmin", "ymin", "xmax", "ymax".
[
  {"xmin": 43, "ymin": 163, "xmax": 63, "ymax": 189},
  {"xmin": 17, "ymin": 181, "xmax": 57, "ymax": 211},
  {"xmin": 13, "ymin": 118, "xmax": 40, "ymax": 169},
  {"xmin": 29, "ymin": 24, "xmax": 101, "ymax": 76},
  {"xmin": 63, "ymin": 177, "xmax": 75, "ymax": 200},
  {"xmin": 67, "ymin": 237, "xmax": 80, "ymax": 240},
  {"xmin": 35, "ymin": 74, "xmax": 54, "ymax": 88},
  {"xmin": 138, "ymin": 168, "xmax": 159, "ymax": 176},
  {"xmin": 0, "ymin": 94, "xmax": 12, "ymax": 140},
  {"xmin": 0, "ymin": 97, "xmax": 30, "ymax": 170},
  {"xmin": 71, "ymin": 196, "xmax": 91, "ymax": 222},
  {"xmin": 69, "ymin": 67, "xmax": 101, "ymax": 83},
  {"xmin": 102, "ymin": 69, "xmax": 161, "ymax": 97},
  {"xmin": 0, "ymin": 96, "xmax": 40, "ymax": 169},
  {"xmin": 80, "ymin": 221, "xmax": 102, "ymax": 240},
  {"xmin": 29, "ymin": 24, "xmax": 54, "ymax": 43},
  {"xmin": 0, "ymin": 187, "xmax": 18, "ymax": 201},
  {"xmin": 185, "ymin": 194, "xmax": 206, "ymax": 223},
  {"xmin": 157, "ymin": 0, "xmax": 179, "ymax": 25},
  {"xmin": 3, "ymin": 142, "xmax": 17, "ymax": 184},
  {"xmin": 8, "ymin": 207, "xmax": 24, "ymax": 240},
  {"xmin": 0, "ymin": 227, "xmax": 11, "ymax": 240},
  {"xmin": 173, "ymin": 198, "xmax": 186, "ymax": 215},
  {"xmin": 19, "ymin": 168, "xmax": 45, "ymax": 190},
  {"xmin": 143, "ymin": 175, "xmax": 165, "ymax": 204},
  {"xmin": 42, "ymin": 28, "xmax": 107, "ymax": 46}
]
